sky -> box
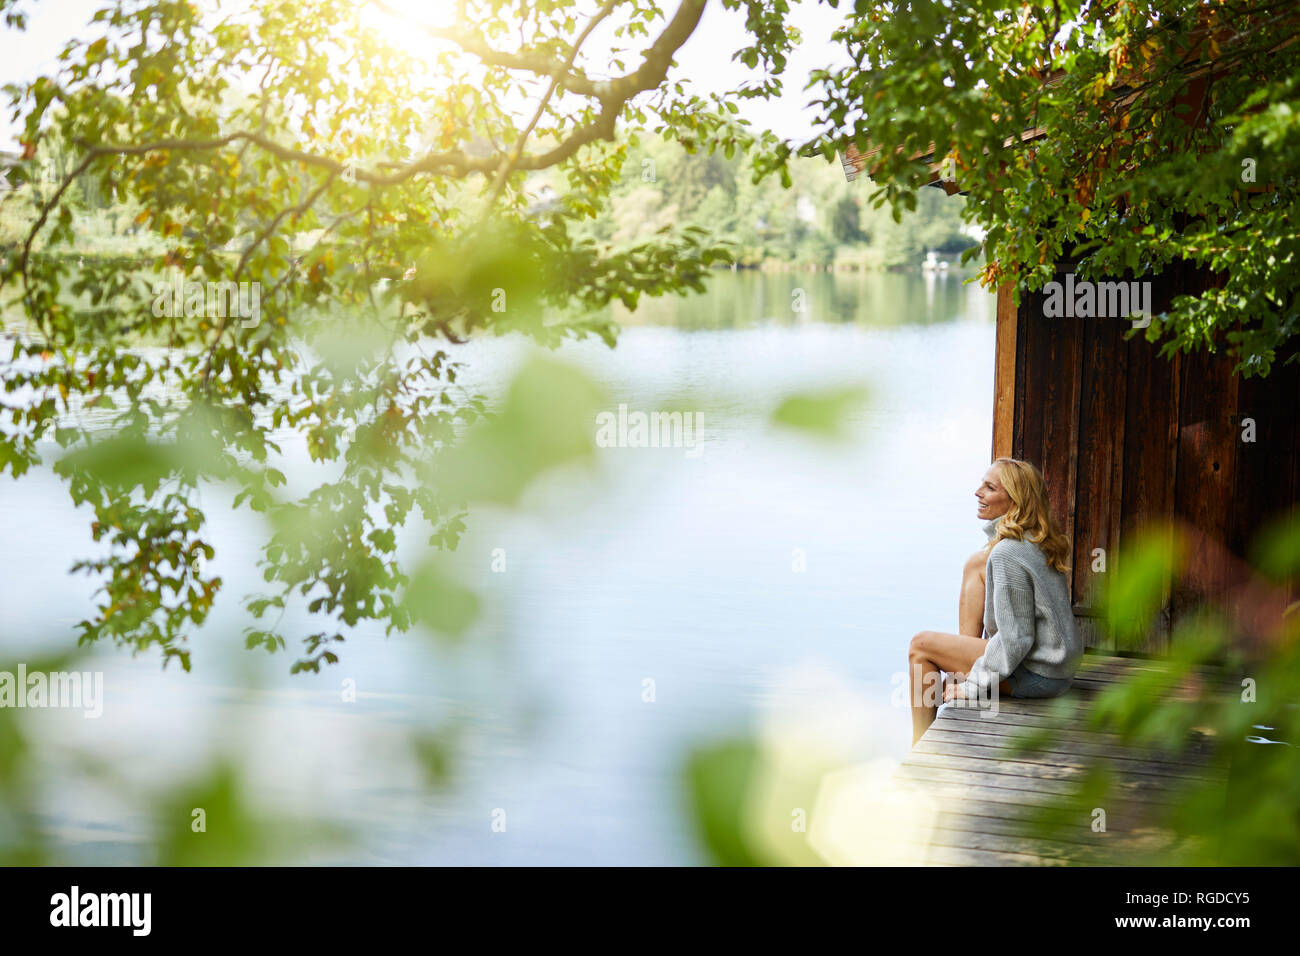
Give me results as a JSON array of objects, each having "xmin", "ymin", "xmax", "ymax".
[
  {"xmin": 658, "ymin": 0, "xmax": 851, "ymax": 140},
  {"xmin": 0, "ymin": 0, "xmax": 852, "ymax": 149}
]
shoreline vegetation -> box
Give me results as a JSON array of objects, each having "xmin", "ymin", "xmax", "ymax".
[
  {"xmin": 558, "ymin": 130, "xmax": 984, "ymax": 273},
  {"xmin": 2, "ymin": 132, "xmax": 982, "ymax": 279},
  {"xmin": 704, "ymin": 260, "xmax": 982, "ymax": 273}
]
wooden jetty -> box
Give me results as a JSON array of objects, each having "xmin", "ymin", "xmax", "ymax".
[{"xmin": 889, "ymin": 652, "xmax": 1233, "ymax": 866}]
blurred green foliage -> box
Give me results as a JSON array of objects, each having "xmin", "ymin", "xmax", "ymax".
[
  {"xmin": 685, "ymin": 740, "xmax": 765, "ymax": 866},
  {"xmin": 432, "ymin": 355, "xmax": 606, "ymax": 508},
  {"xmin": 152, "ymin": 761, "xmax": 348, "ymax": 866},
  {"xmin": 770, "ymin": 385, "xmax": 868, "ymax": 440},
  {"xmin": 1017, "ymin": 513, "xmax": 1300, "ymax": 865}
]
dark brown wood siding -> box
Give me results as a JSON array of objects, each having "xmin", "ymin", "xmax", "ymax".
[{"xmin": 991, "ymin": 265, "xmax": 1300, "ymax": 653}]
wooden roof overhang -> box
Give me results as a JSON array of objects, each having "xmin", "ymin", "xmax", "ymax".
[{"xmin": 839, "ymin": 124, "xmax": 1049, "ymax": 195}]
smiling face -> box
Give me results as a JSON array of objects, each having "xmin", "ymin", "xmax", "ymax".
[{"xmin": 975, "ymin": 464, "xmax": 1012, "ymax": 521}]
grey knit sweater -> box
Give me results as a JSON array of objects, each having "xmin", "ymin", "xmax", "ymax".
[{"xmin": 958, "ymin": 515, "xmax": 1082, "ymax": 697}]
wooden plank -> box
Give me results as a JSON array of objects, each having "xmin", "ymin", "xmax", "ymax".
[
  {"xmin": 1120, "ymin": 292, "xmax": 1181, "ymax": 653},
  {"xmin": 1075, "ymin": 662, "xmax": 1181, "ymax": 681},
  {"xmin": 993, "ymin": 283, "xmax": 1018, "ymax": 460},
  {"xmin": 935, "ymin": 710, "xmax": 1221, "ymax": 768},
  {"xmin": 1074, "ymin": 616, "xmax": 1109, "ymax": 654},
  {"xmin": 930, "ymin": 709, "xmax": 1104, "ymax": 737},
  {"xmin": 930, "ymin": 799, "xmax": 1156, "ymax": 837},
  {"xmin": 1074, "ymin": 652, "xmax": 1239, "ymax": 684},
  {"xmin": 1064, "ymin": 306, "xmax": 1084, "ymax": 606},
  {"xmin": 936, "ymin": 708, "xmax": 1101, "ymax": 734},
  {"xmin": 929, "ymin": 812, "xmax": 1155, "ymax": 860},
  {"xmin": 1173, "ymin": 330, "xmax": 1239, "ymax": 624},
  {"xmin": 1105, "ymin": 323, "xmax": 1129, "ymax": 616},
  {"xmin": 903, "ymin": 759, "xmax": 1186, "ymax": 809},
  {"xmin": 1230, "ymin": 356, "xmax": 1299, "ymax": 567},
  {"xmin": 939, "ymin": 697, "xmax": 1096, "ymax": 724},
  {"xmin": 1072, "ymin": 312, "xmax": 1127, "ymax": 624},
  {"xmin": 944, "ymin": 689, "xmax": 1106, "ymax": 716},
  {"xmin": 919, "ymin": 725, "xmax": 1210, "ymax": 767},
  {"xmin": 1038, "ymin": 294, "xmax": 1082, "ymax": 546},
  {"xmin": 902, "ymin": 749, "xmax": 1202, "ymax": 792},
  {"xmin": 1073, "ymin": 655, "xmax": 1234, "ymax": 688},
  {"xmin": 1286, "ymin": 360, "xmax": 1300, "ymax": 616},
  {"xmin": 895, "ymin": 762, "xmax": 1178, "ymax": 807},
  {"xmin": 1016, "ymin": 287, "xmax": 1043, "ymax": 463},
  {"xmin": 922, "ymin": 726, "xmax": 1220, "ymax": 774},
  {"xmin": 922, "ymin": 844, "xmax": 1067, "ymax": 867},
  {"xmin": 931, "ymin": 708, "xmax": 1220, "ymax": 764},
  {"xmin": 879, "ymin": 824, "xmax": 1112, "ymax": 865},
  {"xmin": 912, "ymin": 735, "xmax": 1220, "ymax": 782},
  {"xmin": 894, "ymin": 768, "xmax": 1079, "ymax": 808},
  {"xmin": 1076, "ymin": 653, "xmax": 1165, "ymax": 674},
  {"xmin": 936, "ymin": 705, "xmax": 1219, "ymax": 751},
  {"xmin": 1074, "ymin": 657, "xmax": 1171, "ymax": 680},
  {"xmin": 1012, "ymin": 288, "xmax": 1030, "ymax": 459},
  {"xmin": 932, "ymin": 808, "xmax": 1126, "ymax": 845},
  {"xmin": 935, "ymin": 710, "xmax": 1097, "ymax": 735},
  {"xmin": 924, "ymin": 825, "xmax": 1113, "ymax": 864},
  {"xmin": 916, "ymin": 793, "xmax": 1189, "ymax": 862},
  {"xmin": 895, "ymin": 774, "xmax": 1179, "ymax": 841},
  {"xmin": 1069, "ymin": 670, "xmax": 1239, "ymax": 699},
  {"xmin": 1291, "ymin": 361, "xmax": 1300, "ymax": 614}
]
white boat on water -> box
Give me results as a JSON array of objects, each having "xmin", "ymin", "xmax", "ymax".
[{"xmin": 922, "ymin": 250, "xmax": 951, "ymax": 272}]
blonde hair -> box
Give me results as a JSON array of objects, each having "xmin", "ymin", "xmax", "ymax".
[{"xmin": 984, "ymin": 457, "xmax": 1072, "ymax": 574}]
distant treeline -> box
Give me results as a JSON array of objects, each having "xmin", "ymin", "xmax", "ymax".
[
  {"xmin": 558, "ymin": 132, "xmax": 982, "ymax": 270},
  {"xmin": 3, "ymin": 128, "xmax": 980, "ymax": 273}
]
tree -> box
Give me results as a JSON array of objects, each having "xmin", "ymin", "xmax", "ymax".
[
  {"xmin": 829, "ymin": 195, "xmax": 862, "ymax": 243},
  {"xmin": 0, "ymin": 0, "xmax": 799, "ymax": 671},
  {"xmin": 811, "ymin": 0, "xmax": 1300, "ymax": 376}
]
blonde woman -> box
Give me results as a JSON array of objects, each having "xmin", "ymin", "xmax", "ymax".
[{"xmin": 906, "ymin": 458, "xmax": 1082, "ymax": 745}]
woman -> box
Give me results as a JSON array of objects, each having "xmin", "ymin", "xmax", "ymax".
[{"xmin": 907, "ymin": 458, "xmax": 1082, "ymax": 745}]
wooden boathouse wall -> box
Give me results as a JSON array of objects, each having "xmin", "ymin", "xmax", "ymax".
[{"xmin": 992, "ymin": 262, "xmax": 1300, "ymax": 653}]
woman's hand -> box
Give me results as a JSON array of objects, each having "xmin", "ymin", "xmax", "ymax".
[{"xmin": 943, "ymin": 681, "xmax": 967, "ymax": 703}]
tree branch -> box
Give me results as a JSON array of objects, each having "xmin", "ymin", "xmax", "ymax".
[
  {"xmin": 484, "ymin": 0, "xmax": 622, "ymax": 207},
  {"xmin": 38, "ymin": 0, "xmax": 706, "ymax": 193}
]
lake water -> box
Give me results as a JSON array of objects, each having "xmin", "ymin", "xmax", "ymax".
[{"xmin": 0, "ymin": 269, "xmax": 996, "ymax": 864}]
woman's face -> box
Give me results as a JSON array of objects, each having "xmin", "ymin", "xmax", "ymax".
[{"xmin": 975, "ymin": 466, "xmax": 1011, "ymax": 520}]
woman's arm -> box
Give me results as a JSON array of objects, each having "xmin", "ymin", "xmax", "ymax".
[{"xmin": 956, "ymin": 549, "xmax": 1036, "ymax": 699}]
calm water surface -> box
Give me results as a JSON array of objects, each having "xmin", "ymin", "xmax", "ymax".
[{"xmin": 1, "ymin": 270, "xmax": 995, "ymax": 864}]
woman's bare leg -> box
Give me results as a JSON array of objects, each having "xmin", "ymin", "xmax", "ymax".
[
  {"xmin": 959, "ymin": 549, "xmax": 987, "ymax": 637},
  {"xmin": 907, "ymin": 630, "xmax": 989, "ymax": 745}
]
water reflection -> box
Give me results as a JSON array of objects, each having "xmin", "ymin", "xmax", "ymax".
[{"xmin": 613, "ymin": 269, "xmax": 986, "ymax": 330}]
